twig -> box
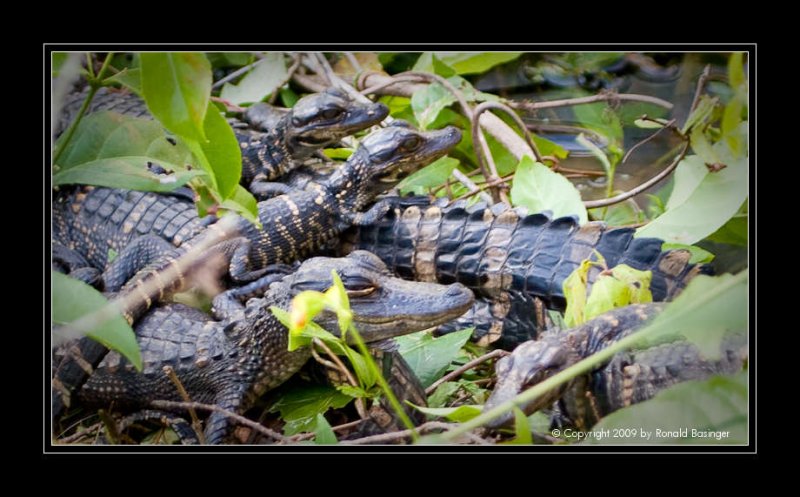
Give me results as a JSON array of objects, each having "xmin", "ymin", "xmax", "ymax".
[
  {"xmin": 451, "ymin": 169, "xmax": 493, "ymax": 204},
  {"xmin": 359, "ymin": 74, "xmax": 427, "ymax": 96},
  {"xmin": 398, "ymin": 71, "xmax": 474, "ymax": 124},
  {"xmin": 456, "ymin": 173, "xmax": 515, "ymax": 202},
  {"xmin": 583, "ymin": 142, "xmax": 688, "ymax": 209},
  {"xmin": 288, "ymin": 418, "xmax": 366, "ymax": 442},
  {"xmin": 621, "ymin": 117, "xmax": 677, "ymax": 164},
  {"xmin": 268, "ymin": 55, "xmax": 302, "ymax": 104},
  {"xmin": 510, "ymin": 92, "xmax": 674, "ymax": 112},
  {"xmin": 57, "ymin": 422, "xmax": 102, "ymax": 444},
  {"xmin": 210, "ymin": 96, "xmax": 245, "ymax": 113},
  {"xmin": 343, "ymin": 52, "xmax": 362, "ymax": 74},
  {"xmin": 425, "ymin": 349, "xmax": 509, "ymax": 395},
  {"xmin": 150, "ymin": 399, "xmax": 290, "ymax": 442},
  {"xmin": 312, "ymin": 53, "xmax": 335, "ymax": 86},
  {"xmin": 211, "ymin": 58, "xmax": 261, "ymax": 90},
  {"xmin": 473, "ymin": 101, "xmax": 542, "ymax": 162},
  {"xmin": 312, "ymin": 338, "xmax": 368, "ymax": 419},
  {"xmin": 552, "ymin": 165, "xmax": 605, "ymax": 177},
  {"xmin": 583, "ymin": 67, "xmax": 712, "ymax": 210},
  {"xmin": 343, "ymin": 421, "xmax": 487, "ymax": 445},
  {"xmin": 163, "ymin": 365, "xmax": 205, "ymax": 444},
  {"xmin": 292, "ymin": 71, "xmax": 327, "ymax": 93}
]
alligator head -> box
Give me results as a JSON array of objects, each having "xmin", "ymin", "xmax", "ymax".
[
  {"xmin": 330, "ymin": 121, "xmax": 462, "ymax": 210},
  {"xmin": 277, "ymin": 250, "xmax": 474, "ymax": 343},
  {"xmin": 283, "ymin": 88, "xmax": 389, "ymax": 156},
  {"xmin": 483, "ymin": 335, "xmax": 579, "ymax": 429}
]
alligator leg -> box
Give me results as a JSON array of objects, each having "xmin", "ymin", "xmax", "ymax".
[
  {"xmin": 249, "ymin": 180, "xmax": 294, "ymax": 200},
  {"xmin": 204, "ymin": 387, "xmax": 245, "ymax": 444},
  {"xmin": 114, "ymin": 410, "xmax": 200, "ymax": 445},
  {"xmin": 101, "ymin": 235, "xmax": 182, "ymax": 292},
  {"xmin": 342, "ymin": 198, "xmax": 394, "ymax": 226},
  {"xmin": 52, "ymin": 336, "xmax": 109, "ymax": 421},
  {"xmin": 211, "ymin": 269, "xmax": 293, "ymax": 321}
]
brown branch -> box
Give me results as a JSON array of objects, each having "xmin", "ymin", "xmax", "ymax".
[
  {"xmin": 150, "ymin": 399, "xmax": 290, "ymax": 442},
  {"xmin": 312, "ymin": 338, "xmax": 368, "ymax": 419},
  {"xmin": 473, "ymin": 101, "xmax": 542, "ymax": 162},
  {"xmin": 288, "ymin": 419, "xmax": 366, "ymax": 442},
  {"xmin": 510, "ymin": 92, "xmax": 674, "ymax": 112},
  {"xmin": 621, "ymin": 117, "xmax": 677, "ymax": 165},
  {"xmin": 163, "ymin": 365, "xmax": 205, "ymax": 444},
  {"xmin": 343, "ymin": 421, "xmax": 489, "ymax": 445},
  {"xmin": 268, "ymin": 54, "xmax": 302, "ymax": 105},
  {"xmin": 425, "ymin": 349, "xmax": 509, "ymax": 395},
  {"xmin": 452, "ymin": 169, "xmax": 493, "ymax": 204},
  {"xmin": 292, "ymin": 71, "xmax": 328, "ymax": 93},
  {"xmin": 57, "ymin": 422, "xmax": 102, "ymax": 444}
]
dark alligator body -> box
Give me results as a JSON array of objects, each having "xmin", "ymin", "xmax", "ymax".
[
  {"xmin": 72, "ymin": 251, "xmax": 473, "ymax": 444},
  {"xmin": 345, "ymin": 196, "xmax": 706, "ymax": 348},
  {"xmin": 57, "ymin": 87, "xmax": 388, "ymax": 196},
  {"xmin": 52, "ymin": 123, "xmax": 461, "ymax": 419},
  {"xmin": 484, "ymin": 303, "xmax": 748, "ymax": 430}
]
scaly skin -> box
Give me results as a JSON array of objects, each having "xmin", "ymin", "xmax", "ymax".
[
  {"xmin": 72, "ymin": 251, "xmax": 474, "ymax": 444},
  {"xmin": 346, "ymin": 196, "xmax": 707, "ymax": 347},
  {"xmin": 57, "ymin": 87, "xmax": 388, "ymax": 194},
  {"xmin": 484, "ymin": 303, "xmax": 747, "ymax": 429}
]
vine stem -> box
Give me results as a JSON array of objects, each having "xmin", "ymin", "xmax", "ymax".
[{"xmin": 53, "ymin": 52, "xmax": 115, "ymax": 165}]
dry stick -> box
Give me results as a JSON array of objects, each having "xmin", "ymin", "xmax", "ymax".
[
  {"xmin": 582, "ymin": 66, "xmax": 711, "ymax": 210},
  {"xmin": 163, "ymin": 365, "xmax": 206, "ymax": 444},
  {"xmin": 343, "ymin": 421, "xmax": 488, "ymax": 445},
  {"xmin": 312, "ymin": 338, "xmax": 368, "ymax": 419},
  {"xmin": 452, "ymin": 169, "xmax": 493, "ymax": 204},
  {"xmin": 57, "ymin": 422, "xmax": 103, "ymax": 444},
  {"xmin": 343, "ymin": 52, "xmax": 362, "ymax": 73},
  {"xmin": 621, "ymin": 118, "xmax": 678, "ymax": 165},
  {"xmin": 510, "ymin": 92, "xmax": 674, "ymax": 112},
  {"xmin": 268, "ymin": 55, "xmax": 302, "ymax": 105},
  {"xmin": 53, "ymin": 215, "xmax": 243, "ymax": 343},
  {"xmin": 425, "ymin": 349, "xmax": 510, "ymax": 395},
  {"xmin": 150, "ymin": 399, "xmax": 290, "ymax": 442},
  {"xmin": 211, "ymin": 59, "xmax": 262, "ymax": 90},
  {"xmin": 473, "ymin": 101, "xmax": 543, "ymax": 163}
]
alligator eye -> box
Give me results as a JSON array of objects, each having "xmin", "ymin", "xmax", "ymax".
[
  {"xmin": 342, "ymin": 276, "xmax": 376, "ymax": 297},
  {"xmin": 322, "ymin": 108, "xmax": 343, "ymax": 120},
  {"xmin": 401, "ymin": 136, "xmax": 421, "ymax": 151}
]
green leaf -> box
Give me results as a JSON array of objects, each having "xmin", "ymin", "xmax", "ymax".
[
  {"xmin": 573, "ymin": 102, "xmax": 623, "ymax": 147},
  {"xmin": 637, "ymin": 270, "xmax": 748, "ymax": 360},
  {"xmin": 52, "ymin": 52, "xmax": 68, "ymax": 77},
  {"xmin": 528, "ymin": 412, "xmax": 551, "ymax": 434},
  {"xmin": 584, "ymin": 275, "xmax": 631, "ymax": 321},
  {"xmin": 588, "ymin": 372, "xmax": 748, "ymax": 444},
  {"xmin": 510, "ymin": 155, "xmax": 588, "ymax": 224},
  {"xmin": 54, "ymin": 111, "xmax": 195, "ymax": 172},
  {"xmin": 411, "ymin": 83, "xmax": 456, "ymax": 130},
  {"xmin": 313, "ymin": 414, "xmax": 337, "ymax": 444},
  {"xmin": 707, "ymin": 212, "xmax": 747, "ymax": 247},
  {"xmin": 661, "ymin": 243, "xmax": 715, "ymax": 264},
  {"xmin": 141, "ymin": 53, "xmax": 211, "ymax": 142},
  {"xmin": 269, "ymin": 384, "xmax": 352, "ymax": 436},
  {"xmin": 690, "ymin": 125, "xmax": 719, "ymax": 165},
  {"xmin": 395, "ymin": 328, "xmax": 474, "ymax": 388},
  {"xmin": 322, "ymin": 148, "xmax": 354, "ymax": 160},
  {"xmin": 398, "ymin": 156, "xmax": 459, "ymax": 195},
  {"xmin": 637, "ymin": 134, "xmax": 747, "ymax": 244},
  {"xmin": 590, "ymin": 200, "xmax": 643, "ymax": 226},
  {"xmin": 728, "ymin": 53, "xmax": 745, "ymax": 89},
  {"xmin": 509, "ymin": 406, "xmax": 533, "ymax": 444},
  {"xmin": 105, "ymin": 68, "xmax": 142, "ymax": 95},
  {"xmin": 634, "ymin": 117, "xmax": 670, "ymax": 129},
  {"xmin": 576, "ymin": 132, "xmax": 612, "ymax": 176},
  {"xmin": 563, "ymin": 258, "xmax": 592, "ymax": 327},
  {"xmin": 280, "ymin": 87, "xmax": 300, "ymax": 108},
  {"xmin": 194, "ymin": 106, "xmax": 241, "ymax": 199},
  {"xmin": 414, "ymin": 52, "xmax": 522, "ymax": 75},
  {"xmin": 206, "ymin": 52, "xmax": 252, "ymax": 68},
  {"xmin": 54, "ymin": 156, "xmax": 203, "ymax": 191},
  {"xmin": 410, "ymin": 403, "xmax": 483, "ymax": 423},
  {"xmin": 427, "ymin": 381, "xmax": 461, "ymax": 408},
  {"xmin": 430, "ymin": 54, "xmax": 457, "ymax": 77},
  {"xmin": 220, "ymin": 185, "xmax": 260, "ymax": 227},
  {"xmin": 610, "ymin": 265, "xmax": 653, "ymax": 304},
  {"xmin": 220, "ymin": 53, "xmax": 288, "ymax": 106},
  {"xmin": 681, "ymin": 95, "xmax": 718, "ymax": 135},
  {"xmin": 52, "ymin": 272, "xmax": 142, "ymax": 371}
]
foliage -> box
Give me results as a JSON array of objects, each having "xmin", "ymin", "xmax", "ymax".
[
  {"xmin": 510, "ymin": 156, "xmax": 588, "ymax": 224},
  {"xmin": 394, "ymin": 328, "xmax": 474, "ymax": 388},
  {"xmin": 52, "ymin": 271, "xmax": 142, "ymax": 371}
]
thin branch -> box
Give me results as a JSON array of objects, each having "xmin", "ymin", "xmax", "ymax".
[
  {"xmin": 426, "ymin": 349, "xmax": 509, "ymax": 395},
  {"xmin": 398, "ymin": 71, "xmax": 474, "ymax": 124},
  {"xmin": 292, "ymin": 71, "xmax": 327, "ymax": 93},
  {"xmin": 473, "ymin": 101, "xmax": 542, "ymax": 162},
  {"xmin": 312, "ymin": 337, "xmax": 368, "ymax": 419},
  {"xmin": 582, "ymin": 141, "xmax": 689, "ymax": 209},
  {"xmin": 510, "ymin": 92, "xmax": 674, "ymax": 112},
  {"xmin": 451, "ymin": 169, "xmax": 493, "ymax": 204},
  {"xmin": 690, "ymin": 65, "xmax": 712, "ymax": 114},
  {"xmin": 343, "ymin": 52, "xmax": 362, "ymax": 74},
  {"xmin": 268, "ymin": 55, "xmax": 302, "ymax": 104},
  {"xmin": 163, "ymin": 365, "xmax": 205, "ymax": 444},
  {"xmin": 57, "ymin": 422, "xmax": 102, "ymax": 444},
  {"xmin": 288, "ymin": 419, "xmax": 366, "ymax": 442},
  {"xmin": 211, "ymin": 58, "xmax": 262, "ymax": 90},
  {"xmin": 621, "ymin": 117, "xmax": 677, "ymax": 164},
  {"xmin": 150, "ymin": 399, "xmax": 290, "ymax": 442},
  {"xmin": 343, "ymin": 421, "xmax": 488, "ymax": 445},
  {"xmin": 312, "ymin": 52, "xmax": 335, "ymax": 86}
]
